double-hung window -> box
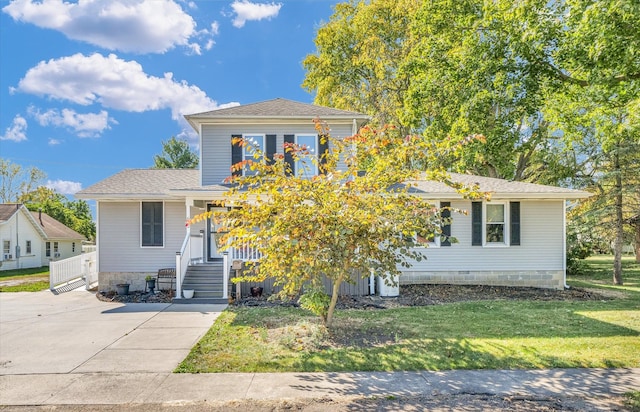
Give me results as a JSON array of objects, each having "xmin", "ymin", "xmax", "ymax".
[
  {"xmin": 295, "ymin": 134, "xmax": 318, "ymax": 178},
  {"xmin": 485, "ymin": 203, "xmax": 506, "ymax": 244},
  {"xmin": 243, "ymin": 134, "xmax": 265, "ymax": 176},
  {"xmin": 141, "ymin": 202, "xmax": 163, "ymax": 247},
  {"xmin": 472, "ymin": 201, "xmax": 521, "ymax": 246},
  {"xmin": 3, "ymin": 240, "xmax": 10, "ymax": 258},
  {"xmin": 46, "ymin": 242, "xmax": 51, "ymax": 257}
]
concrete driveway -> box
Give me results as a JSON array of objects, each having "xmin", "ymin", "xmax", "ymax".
[{"xmin": 0, "ymin": 289, "xmax": 225, "ymax": 374}]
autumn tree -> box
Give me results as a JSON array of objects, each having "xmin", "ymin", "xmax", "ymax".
[
  {"xmin": 192, "ymin": 122, "xmax": 480, "ymax": 327},
  {"xmin": 153, "ymin": 136, "xmax": 199, "ymax": 169}
]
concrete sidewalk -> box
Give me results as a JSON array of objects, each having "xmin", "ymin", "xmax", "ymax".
[
  {"xmin": 1, "ymin": 368, "xmax": 638, "ymax": 407},
  {"xmin": 1, "ymin": 290, "xmax": 638, "ymax": 409}
]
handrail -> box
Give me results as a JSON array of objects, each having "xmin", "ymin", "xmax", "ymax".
[{"xmin": 176, "ymin": 228, "xmax": 191, "ymax": 299}]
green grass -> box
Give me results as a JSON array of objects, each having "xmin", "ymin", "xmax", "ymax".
[
  {"xmin": 625, "ymin": 391, "xmax": 640, "ymax": 412},
  {"xmin": 0, "ymin": 266, "xmax": 49, "ymax": 292},
  {"xmin": 177, "ymin": 256, "xmax": 640, "ymax": 373}
]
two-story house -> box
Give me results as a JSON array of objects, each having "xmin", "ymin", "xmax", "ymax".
[{"xmin": 76, "ymin": 98, "xmax": 590, "ymax": 302}]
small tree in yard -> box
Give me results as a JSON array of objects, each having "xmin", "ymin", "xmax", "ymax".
[{"xmin": 192, "ymin": 122, "xmax": 482, "ymax": 327}]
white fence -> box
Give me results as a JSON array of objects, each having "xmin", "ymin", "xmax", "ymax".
[{"xmin": 50, "ymin": 251, "xmax": 97, "ymax": 291}]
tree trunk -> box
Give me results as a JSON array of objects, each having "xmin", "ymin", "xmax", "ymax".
[
  {"xmin": 613, "ymin": 146, "xmax": 624, "ymax": 285},
  {"xmin": 325, "ymin": 275, "xmax": 344, "ymax": 328},
  {"xmin": 635, "ymin": 223, "xmax": 640, "ymax": 264}
]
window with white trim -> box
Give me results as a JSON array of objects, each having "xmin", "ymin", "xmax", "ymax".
[
  {"xmin": 471, "ymin": 201, "xmax": 521, "ymax": 247},
  {"xmin": 295, "ymin": 134, "xmax": 318, "ymax": 177},
  {"xmin": 485, "ymin": 203, "xmax": 506, "ymax": 244},
  {"xmin": 141, "ymin": 202, "xmax": 164, "ymax": 247},
  {"xmin": 46, "ymin": 241, "xmax": 51, "ymax": 257},
  {"xmin": 242, "ymin": 134, "xmax": 265, "ymax": 176},
  {"xmin": 3, "ymin": 240, "xmax": 10, "ymax": 256},
  {"xmin": 26, "ymin": 240, "xmax": 31, "ymax": 254}
]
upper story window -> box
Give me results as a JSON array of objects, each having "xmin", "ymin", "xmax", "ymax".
[
  {"xmin": 295, "ymin": 134, "xmax": 318, "ymax": 178},
  {"xmin": 242, "ymin": 134, "xmax": 265, "ymax": 176},
  {"xmin": 141, "ymin": 201, "xmax": 164, "ymax": 247}
]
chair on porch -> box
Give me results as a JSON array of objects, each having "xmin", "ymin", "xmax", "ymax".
[{"xmin": 157, "ymin": 268, "xmax": 176, "ymax": 297}]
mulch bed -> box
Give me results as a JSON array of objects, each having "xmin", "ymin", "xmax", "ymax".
[
  {"xmin": 234, "ymin": 284, "xmax": 608, "ymax": 309},
  {"xmin": 96, "ymin": 290, "xmax": 174, "ymax": 303},
  {"xmin": 96, "ymin": 284, "xmax": 608, "ymax": 306}
]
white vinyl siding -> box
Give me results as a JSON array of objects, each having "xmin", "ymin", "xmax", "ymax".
[
  {"xmin": 403, "ymin": 200, "xmax": 564, "ymax": 272},
  {"xmin": 98, "ymin": 201, "xmax": 186, "ymax": 272},
  {"xmin": 200, "ymin": 123, "xmax": 354, "ymax": 185}
]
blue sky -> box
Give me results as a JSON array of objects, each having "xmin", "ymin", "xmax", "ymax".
[{"xmin": 0, "ymin": 0, "xmax": 338, "ymax": 198}]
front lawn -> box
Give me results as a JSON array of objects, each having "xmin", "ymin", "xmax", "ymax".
[
  {"xmin": 177, "ymin": 256, "xmax": 640, "ymax": 373},
  {"xmin": 0, "ymin": 266, "xmax": 50, "ymax": 292}
]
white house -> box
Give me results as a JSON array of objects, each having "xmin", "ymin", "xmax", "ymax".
[
  {"xmin": 76, "ymin": 98, "xmax": 590, "ymax": 301},
  {"xmin": 0, "ymin": 204, "xmax": 85, "ymax": 271}
]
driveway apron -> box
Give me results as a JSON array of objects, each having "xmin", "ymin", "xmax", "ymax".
[{"xmin": 0, "ymin": 289, "xmax": 225, "ymax": 374}]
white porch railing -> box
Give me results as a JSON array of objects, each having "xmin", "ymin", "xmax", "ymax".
[
  {"xmin": 176, "ymin": 229, "xmax": 204, "ymax": 299},
  {"xmin": 230, "ymin": 241, "xmax": 262, "ymax": 261},
  {"xmin": 49, "ymin": 251, "xmax": 97, "ymax": 291}
]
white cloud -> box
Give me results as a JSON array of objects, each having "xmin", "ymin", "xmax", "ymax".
[
  {"xmin": 48, "ymin": 138, "xmax": 62, "ymax": 145},
  {"xmin": 230, "ymin": 0, "xmax": 282, "ymax": 28},
  {"xmin": 16, "ymin": 53, "xmax": 237, "ymax": 122},
  {"xmin": 46, "ymin": 179, "xmax": 82, "ymax": 195},
  {"xmin": 1, "ymin": 114, "xmax": 28, "ymax": 142},
  {"xmin": 29, "ymin": 106, "xmax": 115, "ymax": 137},
  {"xmin": 2, "ymin": 0, "xmax": 216, "ymax": 54},
  {"xmin": 210, "ymin": 21, "xmax": 220, "ymax": 36}
]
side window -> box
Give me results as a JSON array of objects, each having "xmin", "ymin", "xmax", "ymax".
[
  {"xmin": 141, "ymin": 201, "xmax": 163, "ymax": 247},
  {"xmin": 46, "ymin": 241, "xmax": 51, "ymax": 257},
  {"xmin": 26, "ymin": 240, "xmax": 32, "ymax": 254},
  {"xmin": 3, "ymin": 240, "xmax": 10, "ymax": 258},
  {"xmin": 485, "ymin": 203, "xmax": 506, "ymax": 244},
  {"xmin": 471, "ymin": 201, "xmax": 521, "ymax": 247}
]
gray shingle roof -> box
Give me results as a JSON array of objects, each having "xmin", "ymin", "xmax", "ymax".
[
  {"xmin": 77, "ymin": 169, "xmax": 591, "ymax": 201},
  {"xmin": 186, "ymin": 98, "xmax": 369, "ymax": 121},
  {"xmin": 76, "ymin": 169, "xmax": 200, "ymax": 199},
  {"xmin": 403, "ymin": 173, "xmax": 591, "ymax": 199}
]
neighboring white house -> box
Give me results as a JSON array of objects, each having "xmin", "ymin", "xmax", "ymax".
[
  {"xmin": 76, "ymin": 98, "xmax": 590, "ymax": 299},
  {"xmin": 0, "ymin": 204, "xmax": 85, "ymax": 271}
]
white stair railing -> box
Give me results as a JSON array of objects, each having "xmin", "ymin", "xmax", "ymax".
[{"xmin": 176, "ymin": 229, "xmax": 204, "ymax": 299}]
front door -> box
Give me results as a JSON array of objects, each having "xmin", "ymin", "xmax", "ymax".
[{"xmin": 207, "ymin": 205, "xmax": 227, "ymax": 261}]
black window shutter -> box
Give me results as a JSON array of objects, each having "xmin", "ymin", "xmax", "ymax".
[
  {"xmin": 266, "ymin": 134, "xmax": 277, "ymax": 165},
  {"xmin": 471, "ymin": 201, "xmax": 482, "ymax": 246},
  {"xmin": 318, "ymin": 134, "xmax": 329, "ymax": 173},
  {"xmin": 231, "ymin": 134, "xmax": 242, "ymax": 177},
  {"xmin": 441, "ymin": 201, "xmax": 451, "ymax": 246},
  {"xmin": 510, "ymin": 201, "xmax": 521, "ymax": 246},
  {"xmin": 284, "ymin": 134, "xmax": 295, "ymax": 175}
]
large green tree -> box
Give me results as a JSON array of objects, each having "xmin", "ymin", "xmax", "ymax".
[
  {"xmin": 192, "ymin": 122, "xmax": 481, "ymax": 327},
  {"xmin": 304, "ymin": 0, "xmax": 640, "ymax": 283},
  {"xmin": 153, "ymin": 136, "xmax": 199, "ymax": 169}
]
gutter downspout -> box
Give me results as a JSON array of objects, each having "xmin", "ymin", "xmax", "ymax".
[{"xmin": 563, "ymin": 199, "xmax": 570, "ymax": 289}]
